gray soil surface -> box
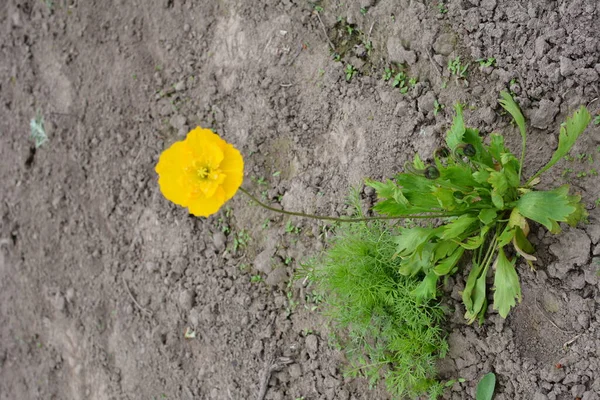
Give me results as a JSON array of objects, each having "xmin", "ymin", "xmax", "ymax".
[{"xmin": 1, "ymin": 1, "xmax": 600, "ymax": 399}]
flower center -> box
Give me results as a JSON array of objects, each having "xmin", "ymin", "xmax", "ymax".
[{"xmin": 197, "ymin": 166, "xmax": 211, "ymax": 179}]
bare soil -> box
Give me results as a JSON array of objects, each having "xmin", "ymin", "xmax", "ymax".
[{"xmin": 1, "ymin": 1, "xmax": 600, "ymax": 399}]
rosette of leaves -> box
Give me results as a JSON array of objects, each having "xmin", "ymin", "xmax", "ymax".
[{"xmin": 367, "ymin": 92, "xmax": 591, "ymax": 323}]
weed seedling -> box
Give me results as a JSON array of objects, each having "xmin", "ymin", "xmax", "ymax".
[
  {"xmin": 593, "ymin": 115, "xmax": 600, "ymax": 125},
  {"xmin": 448, "ymin": 56, "xmax": 469, "ymax": 79},
  {"xmin": 434, "ymin": 99, "xmax": 445, "ymax": 116},
  {"xmin": 285, "ymin": 220, "xmax": 301, "ymax": 234},
  {"xmin": 477, "ymin": 57, "xmax": 496, "ymax": 68},
  {"xmin": 345, "ymin": 64, "xmax": 357, "ymax": 82},
  {"xmin": 360, "ymin": 7, "xmax": 368, "ymax": 15},
  {"xmin": 438, "ymin": 2, "xmax": 448, "ymax": 14},
  {"xmin": 250, "ymin": 275, "xmax": 263, "ymax": 283},
  {"xmin": 232, "ymin": 229, "xmax": 250, "ymax": 252}
]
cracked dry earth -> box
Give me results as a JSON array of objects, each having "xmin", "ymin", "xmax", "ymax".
[{"xmin": 1, "ymin": 0, "xmax": 600, "ymax": 399}]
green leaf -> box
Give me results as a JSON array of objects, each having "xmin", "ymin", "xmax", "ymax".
[
  {"xmin": 459, "ymin": 226, "xmax": 490, "ymax": 250},
  {"xmin": 446, "ymin": 104, "xmax": 465, "ymax": 151},
  {"xmin": 498, "ymin": 91, "xmax": 526, "ymax": 148},
  {"xmin": 478, "ymin": 209, "xmax": 497, "ymax": 225},
  {"xmin": 440, "ymin": 215, "xmax": 478, "ymax": 240},
  {"xmin": 476, "ymin": 372, "xmax": 496, "ymax": 400},
  {"xmin": 488, "ymin": 134, "xmax": 506, "ymax": 164},
  {"xmin": 365, "ymin": 179, "xmax": 409, "ymax": 206},
  {"xmin": 413, "ymin": 271, "xmax": 438, "ymax": 301},
  {"xmin": 499, "ymin": 91, "xmax": 527, "ymax": 180},
  {"xmin": 394, "ymin": 228, "xmax": 437, "ymax": 257},
  {"xmin": 463, "ymin": 128, "xmax": 493, "ymax": 166},
  {"xmin": 529, "ymin": 106, "xmax": 591, "ymax": 183},
  {"xmin": 413, "ymin": 153, "xmax": 425, "ymax": 170},
  {"xmin": 488, "ymin": 171, "xmax": 508, "ymax": 209},
  {"xmin": 441, "ymin": 166, "xmax": 479, "ymax": 187},
  {"xmin": 463, "ymin": 258, "xmax": 491, "ymax": 324},
  {"xmin": 432, "ymin": 186, "xmax": 458, "ymax": 210},
  {"xmin": 473, "ymin": 169, "xmax": 491, "ymax": 185},
  {"xmin": 492, "ymin": 247, "xmax": 521, "ymax": 318},
  {"xmin": 516, "ymin": 185, "xmax": 577, "ymax": 233},
  {"xmin": 513, "ymin": 227, "xmax": 536, "ymax": 263},
  {"xmin": 434, "ymin": 246, "xmax": 465, "ymax": 276}
]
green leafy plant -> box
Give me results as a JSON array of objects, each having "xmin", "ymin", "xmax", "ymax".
[
  {"xmin": 345, "ymin": 64, "xmax": 357, "ymax": 82},
  {"xmin": 367, "ymin": 92, "xmax": 591, "ymax": 322},
  {"xmin": 477, "ymin": 57, "xmax": 496, "ymax": 68},
  {"xmin": 437, "ymin": 2, "xmax": 448, "ymax": 14},
  {"xmin": 302, "ymin": 216, "xmax": 448, "ymax": 399},
  {"xmin": 476, "ymin": 373, "xmax": 496, "ymax": 400},
  {"xmin": 448, "ymin": 56, "xmax": 469, "ymax": 79}
]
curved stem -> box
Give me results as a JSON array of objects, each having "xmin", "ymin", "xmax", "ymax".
[{"xmin": 238, "ymin": 187, "xmax": 454, "ymax": 223}]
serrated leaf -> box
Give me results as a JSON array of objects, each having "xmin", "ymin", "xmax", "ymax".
[
  {"xmin": 446, "ymin": 104, "xmax": 465, "ymax": 151},
  {"xmin": 399, "ymin": 243, "xmax": 435, "ymax": 276},
  {"xmin": 488, "ymin": 134, "xmax": 506, "ymax": 163},
  {"xmin": 529, "ymin": 106, "xmax": 591, "ymax": 182},
  {"xmin": 488, "ymin": 171, "xmax": 508, "ymax": 209},
  {"xmin": 394, "ymin": 227, "xmax": 437, "ymax": 257},
  {"xmin": 432, "ymin": 186, "xmax": 458, "ymax": 210},
  {"xmin": 478, "ymin": 209, "xmax": 497, "ymax": 225},
  {"xmin": 492, "ymin": 247, "xmax": 522, "ymax": 318},
  {"xmin": 440, "ymin": 215, "xmax": 478, "ymax": 240},
  {"xmin": 441, "ymin": 166, "xmax": 479, "ymax": 188},
  {"xmin": 365, "ymin": 179, "xmax": 409, "ymax": 206},
  {"xmin": 476, "ymin": 372, "xmax": 496, "ymax": 400},
  {"xmin": 516, "ymin": 185, "xmax": 577, "ymax": 233},
  {"xmin": 413, "ymin": 153, "xmax": 425, "ymax": 170}
]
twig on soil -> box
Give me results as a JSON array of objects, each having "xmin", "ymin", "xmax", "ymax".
[
  {"xmin": 563, "ymin": 333, "xmax": 583, "ymax": 349},
  {"xmin": 122, "ymin": 276, "xmax": 153, "ymax": 318},
  {"xmin": 314, "ymin": 11, "xmax": 335, "ymax": 51},
  {"xmin": 424, "ymin": 48, "xmax": 442, "ymax": 78},
  {"xmin": 256, "ymin": 353, "xmax": 294, "ymax": 400}
]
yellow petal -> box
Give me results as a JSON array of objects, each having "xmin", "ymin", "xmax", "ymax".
[
  {"xmin": 157, "ymin": 174, "xmax": 190, "ymax": 206},
  {"xmin": 219, "ymin": 143, "xmax": 244, "ymax": 200},
  {"xmin": 186, "ymin": 127, "xmax": 225, "ymax": 166},
  {"xmin": 187, "ymin": 187, "xmax": 226, "ymax": 217},
  {"xmin": 155, "ymin": 141, "xmax": 193, "ymax": 176}
]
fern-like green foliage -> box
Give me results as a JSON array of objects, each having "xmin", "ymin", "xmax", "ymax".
[{"xmin": 304, "ymin": 221, "xmax": 448, "ymax": 399}]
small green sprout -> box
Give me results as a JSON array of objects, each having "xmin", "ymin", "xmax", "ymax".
[
  {"xmin": 360, "ymin": 7, "xmax": 368, "ymax": 15},
  {"xmin": 438, "ymin": 2, "xmax": 448, "ymax": 13},
  {"xmin": 477, "ymin": 57, "xmax": 496, "ymax": 68},
  {"xmin": 593, "ymin": 115, "xmax": 600, "ymax": 125},
  {"xmin": 448, "ymin": 56, "xmax": 469, "ymax": 78},
  {"xmin": 285, "ymin": 220, "xmax": 301, "ymax": 234},
  {"xmin": 250, "ymin": 275, "xmax": 263, "ymax": 283},
  {"xmin": 345, "ymin": 64, "xmax": 357, "ymax": 82},
  {"xmin": 434, "ymin": 99, "xmax": 445, "ymax": 116}
]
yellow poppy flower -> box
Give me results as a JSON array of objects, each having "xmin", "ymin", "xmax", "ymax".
[{"xmin": 155, "ymin": 127, "xmax": 244, "ymax": 217}]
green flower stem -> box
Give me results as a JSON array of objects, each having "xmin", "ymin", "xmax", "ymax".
[{"xmin": 238, "ymin": 187, "xmax": 456, "ymax": 223}]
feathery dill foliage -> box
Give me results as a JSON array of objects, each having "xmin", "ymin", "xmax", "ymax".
[{"xmin": 306, "ymin": 219, "xmax": 448, "ymax": 399}]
